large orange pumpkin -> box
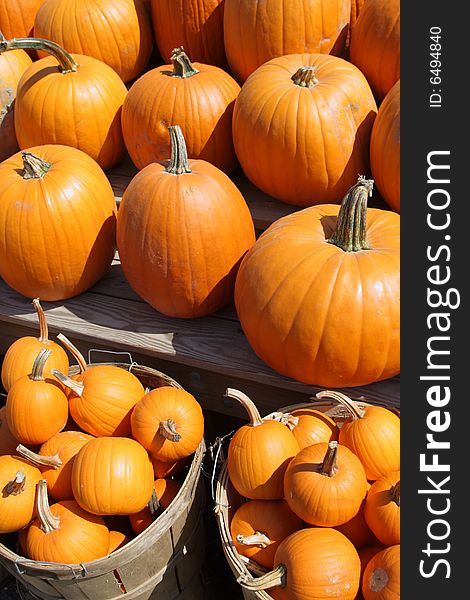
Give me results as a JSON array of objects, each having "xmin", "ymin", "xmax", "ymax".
[
  {"xmin": 226, "ymin": 389, "xmax": 299, "ymax": 500},
  {"xmin": 0, "ymin": 455, "xmax": 42, "ymax": 533},
  {"xmin": 150, "ymin": 0, "xmax": 226, "ymax": 68},
  {"xmin": 21, "ymin": 480, "xmax": 110, "ymax": 564},
  {"xmin": 239, "ymin": 528, "xmax": 361, "ymax": 599},
  {"xmin": 131, "ymin": 385, "xmax": 204, "ymax": 462},
  {"xmin": 284, "ymin": 441, "xmax": 367, "ymax": 527},
  {"xmin": 232, "ymin": 53, "xmax": 377, "ymax": 206},
  {"xmin": 362, "ymin": 545, "xmax": 400, "ymax": 600},
  {"xmin": 1, "ymin": 299, "xmax": 69, "ymax": 392},
  {"xmin": 224, "ymin": 0, "xmax": 351, "ymax": 82},
  {"xmin": 71, "ymin": 436, "xmax": 154, "ymax": 516},
  {"xmin": 117, "ymin": 125, "xmax": 255, "ymax": 318},
  {"xmin": 53, "ymin": 365, "xmax": 145, "ymax": 438},
  {"xmin": 349, "ymin": 0, "xmax": 400, "ymax": 102},
  {"xmin": 34, "ymin": 0, "xmax": 153, "ymax": 83},
  {"xmin": 121, "ymin": 48, "xmax": 240, "ymax": 174},
  {"xmin": 0, "ymin": 0, "xmax": 44, "ymax": 38},
  {"xmin": 0, "ymin": 145, "xmax": 117, "ymax": 301},
  {"xmin": 0, "ymin": 38, "xmax": 32, "ymax": 162},
  {"xmin": 234, "ymin": 176, "xmax": 400, "ymax": 387},
  {"xmin": 0, "ymin": 36, "xmax": 127, "ymax": 170},
  {"xmin": 370, "ymin": 80, "xmax": 400, "ymax": 212},
  {"xmin": 6, "ymin": 349, "xmax": 69, "ymax": 446}
]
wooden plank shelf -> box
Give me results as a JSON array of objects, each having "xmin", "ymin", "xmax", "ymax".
[{"xmin": 0, "ymin": 157, "xmax": 399, "ymax": 419}]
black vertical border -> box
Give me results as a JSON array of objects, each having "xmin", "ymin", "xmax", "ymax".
[{"xmin": 401, "ymin": 3, "xmax": 466, "ymax": 598}]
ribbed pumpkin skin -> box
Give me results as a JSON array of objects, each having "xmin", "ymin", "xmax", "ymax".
[
  {"xmin": 284, "ymin": 443, "xmax": 367, "ymax": 527},
  {"xmin": 151, "ymin": 0, "xmax": 226, "ymax": 68},
  {"xmin": 234, "ymin": 205, "xmax": 400, "ymax": 387},
  {"xmin": 0, "ymin": 49, "xmax": 33, "ymax": 162},
  {"xmin": 117, "ymin": 159, "xmax": 255, "ymax": 318},
  {"xmin": 14, "ymin": 55, "xmax": 127, "ymax": 170},
  {"xmin": 34, "ymin": 0, "xmax": 153, "ymax": 83},
  {"xmin": 349, "ymin": 0, "xmax": 400, "ymax": 102},
  {"xmin": 0, "ymin": 406, "xmax": 19, "ymax": 456},
  {"xmin": 38, "ymin": 431, "xmax": 94, "ymax": 501},
  {"xmin": 232, "ymin": 53, "xmax": 377, "ymax": 206},
  {"xmin": 68, "ymin": 365, "xmax": 146, "ymax": 438},
  {"xmin": 364, "ymin": 471, "xmax": 400, "ymax": 546},
  {"xmin": 288, "ymin": 408, "xmax": 339, "ymax": 449},
  {"xmin": 0, "ymin": 455, "xmax": 42, "ymax": 533},
  {"xmin": 71, "ymin": 437, "xmax": 154, "ymax": 516},
  {"xmin": 6, "ymin": 373, "xmax": 69, "ymax": 446},
  {"xmin": 230, "ymin": 499, "xmax": 303, "ymax": 569},
  {"xmin": 370, "ymin": 81, "xmax": 400, "ymax": 212},
  {"xmin": 272, "ymin": 528, "xmax": 361, "ymax": 600},
  {"xmin": 335, "ymin": 484, "xmax": 375, "ymax": 549},
  {"xmin": 224, "ymin": 0, "xmax": 351, "ymax": 82},
  {"xmin": 339, "ymin": 406, "xmax": 400, "ymax": 481},
  {"xmin": 362, "ymin": 545, "xmax": 400, "ymax": 600},
  {"xmin": 22, "ymin": 500, "xmax": 110, "ymax": 563},
  {"xmin": 129, "ymin": 477, "xmax": 182, "ymax": 534},
  {"xmin": 0, "ymin": 0, "xmax": 44, "ymax": 38},
  {"xmin": 228, "ymin": 420, "xmax": 299, "ymax": 500},
  {"xmin": 0, "ymin": 145, "xmax": 117, "ymax": 301},
  {"xmin": 130, "ymin": 387, "xmax": 204, "ymax": 462},
  {"xmin": 121, "ymin": 62, "xmax": 240, "ymax": 174}
]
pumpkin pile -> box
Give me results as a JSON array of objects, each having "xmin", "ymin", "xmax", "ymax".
[
  {"xmin": 0, "ymin": 303, "xmax": 204, "ymax": 564},
  {"xmin": 222, "ymin": 389, "xmax": 400, "ymax": 599}
]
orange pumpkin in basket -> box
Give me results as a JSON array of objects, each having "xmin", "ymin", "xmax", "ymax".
[
  {"xmin": 129, "ymin": 477, "xmax": 182, "ymax": 535},
  {"xmin": 0, "ymin": 455, "xmax": 42, "ymax": 533},
  {"xmin": 364, "ymin": 471, "xmax": 400, "ymax": 546},
  {"xmin": 362, "ymin": 545, "xmax": 400, "ymax": 600}
]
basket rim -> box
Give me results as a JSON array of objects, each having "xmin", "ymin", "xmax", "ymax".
[{"xmin": 0, "ymin": 361, "xmax": 206, "ymax": 578}]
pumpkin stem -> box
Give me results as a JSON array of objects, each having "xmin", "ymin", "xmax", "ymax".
[
  {"xmin": 170, "ymin": 47, "xmax": 199, "ymax": 78},
  {"xmin": 391, "ymin": 480, "xmax": 400, "ymax": 506},
  {"xmin": 56, "ymin": 333, "xmax": 87, "ymax": 374},
  {"xmin": 37, "ymin": 480, "xmax": 61, "ymax": 533},
  {"xmin": 225, "ymin": 389, "xmax": 264, "ymax": 427},
  {"xmin": 166, "ymin": 125, "xmax": 192, "ymax": 175},
  {"xmin": 148, "ymin": 487, "xmax": 160, "ymax": 515},
  {"xmin": 291, "ymin": 66, "xmax": 318, "ymax": 88},
  {"xmin": 51, "ymin": 369, "xmax": 84, "ymax": 396},
  {"xmin": 236, "ymin": 532, "xmax": 272, "ymax": 549},
  {"xmin": 29, "ymin": 348, "xmax": 52, "ymax": 381},
  {"xmin": 21, "ymin": 152, "xmax": 52, "ymax": 180},
  {"xmin": 327, "ymin": 175, "xmax": 374, "ymax": 252},
  {"xmin": 16, "ymin": 444, "xmax": 62, "ymax": 469},
  {"xmin": 31, "ymin": 298, "xmax": 49, "ymax": 342},
  {"xmin": 0, "ymin": 36, "xmax": 78, "ymax": 73},
  {"xmin": 4, "ymin": 471, "xmax": 26, "ymax": 496},
  {"xmin": 320, "ymin": 441, "xmax": 339, "ymax": 477},
  {"xmin": 159, "ymin": 419, "xmax": 182, "ymax": 442},
  {"xmin": 237, "ymin": 564, "xmax": 287, "ymax": 591},
  {"xmin": 280, "ymin": 413, "xmax": 300, "ymax": 431},
  {"xmin": 316, "ymin": 390, "xmax": 366, "ymax": 420}
]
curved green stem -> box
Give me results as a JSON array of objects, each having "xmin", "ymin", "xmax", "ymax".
[
  {"xmin": 166, "ymin": 125, "xmax": 191, "ymax": 175},
  {"xmin": 0, "ymin": 36, "xmax": 78, "ymax": 73}
]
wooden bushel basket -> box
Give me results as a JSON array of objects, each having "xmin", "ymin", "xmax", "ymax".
[
  {"xmin": 214, "ymin": 397, "xmax": 399, "ymax": 599},
  {"xmin": 0, "ymin": 363, "xmax": 206, "ymax": 600}
]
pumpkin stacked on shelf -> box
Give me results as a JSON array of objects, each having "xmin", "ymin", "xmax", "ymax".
[
  {"xmin": 216, "ymin": 389, "xmax": 400, "ymax": 599},
  {"xmin": 0, "ymin": 304, "xmax": 204, "ymax": 563}
]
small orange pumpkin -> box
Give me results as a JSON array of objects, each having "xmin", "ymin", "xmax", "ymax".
[
  {"xmin": 71, "ymin": 436, "xmax": 154, "ymax": 516},
  {"xmin": 0, "ymin": 455, "xmax": 42, "ymax": 533},
  {"xmin": 226, "ymin": 389, "xmax": 299, "ymax": 500},
  {"xmin": 53, "ymin": 365, "xmax": 145, "ymax": 438},
  {"xmin": 362, "ymin": 545, "xmax": 400, "ymax": 600},
  {"xmin": 21, "ymin": 480, "xmax": 110, "ymax": 563},
  {"xmin": 284, "ymin": 441, "xmax": 368, "ymax": 527},
  {"xmin": 131, "ymin": 385, "xmax": 204, "ymax": 462},
  {"xmin": 1, "ymin": 298, "xmax": 69, "ymax": 392},
  {"xmin": 16, "ymin": 430, "xmax": 94, "ymax": 501},
  {"xmin": 6, "ymin": 349, "xmax": 69, "ymax": 446},
  {"xmin": 364, "ymin": 471, "xmax": 400, "ymax": 546},
  {"xmin": 230, "ymin": 499, "xmax": 303, "ymax": 569},
  {"xmin": 129, "ymin": 477, "xmax": 182, "ymax": 535},
  {"xmin": 283, "ymin": 407, "xmax": 339, "ymax": 449},
  {"xmin": 317, "ymin": 391, "xmax": 400, "ymax": 481}
]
